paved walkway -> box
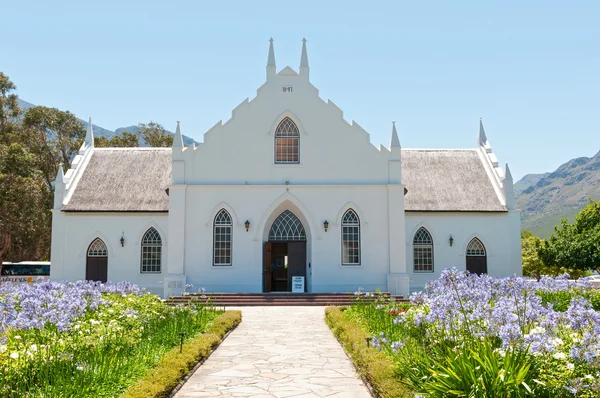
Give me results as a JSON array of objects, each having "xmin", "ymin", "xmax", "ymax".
[{"xmin": 174, "ymin": 306, "xmax": 371, "ymax": 398}]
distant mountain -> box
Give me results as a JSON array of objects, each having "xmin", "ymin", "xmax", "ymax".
[
  {"xmin": 17, "ymin": 99, "xmax": 198, "ymax": 146},
  {"xmin": 516, "ymin": 151, "xmax": 600, "ymax": 237},
  {"xmin": 514, "ymin": 173, "xmax": 550, "ymax": 195}
]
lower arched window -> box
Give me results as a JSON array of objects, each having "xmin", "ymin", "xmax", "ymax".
[
  {"xmin": 214, "ymin": 209, "xmax": 232, "ymax": 265},
  {"xmin": 413, "ymin": 227, "xmax": 433, "ymax": 272},
  {"xmin": 141, "ymin": 227, "xmax": 162, "ymax": 273},
  {"xmin": 341, "ymin": 209, "xmax": 360, "ymax": 265}
]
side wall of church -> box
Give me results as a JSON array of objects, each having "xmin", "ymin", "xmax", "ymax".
[
  {"xmin": 405, "ymin": 211, "xmax": 522, "ymax": 293},
  {"xmin": 50, "ymin": 212, "xmax": 168, "ymax": 296}
]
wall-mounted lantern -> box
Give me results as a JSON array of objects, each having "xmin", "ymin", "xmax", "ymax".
[
  {"xmin": 449, "ymin": 235, "xmax": 454, "ymax": 247},
  {"xmin": 120, "ymin": 232, "xmax": 125, "ymax": 247},
  {"xmin": 245, "ymin": 220, "xmax": 250, "ymax": 232},
  {"xmin": 323, "ymin": 220, "xmax": 329, "ymax": 232}
]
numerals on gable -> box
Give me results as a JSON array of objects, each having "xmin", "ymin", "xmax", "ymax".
[{"xmin": 283, "ymin": 86, "xmax": 293, "ymax": 93}]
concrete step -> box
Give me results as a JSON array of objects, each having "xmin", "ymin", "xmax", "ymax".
[{"xmin": 165, "ymin": 292, "xmax": 406, "ymax": 307}]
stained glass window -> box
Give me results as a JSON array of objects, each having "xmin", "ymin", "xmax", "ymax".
[
  {"xmin": 275, "ymin": 117, "xmax": 300, "ymax": 163},
  {"xmin": 214, "ymin": 209, "xmax": 232, "ymax": 265},
  {"xmin": 413, "ymin": 227, "xmax": 433, "ymax": 272},
  {"xmin": 141, "ymin": 227, "xmax": 162, "ymax": 273},
  {"xmin": 342, "ymin": 209, "xmax": 360, "ymax": 265}
]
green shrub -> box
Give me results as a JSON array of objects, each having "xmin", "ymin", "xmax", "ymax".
[
  {"xmin": 325, "ymin": 307, "xmax": 412, "ymax": 398},
  {"xmin": 121, "ymin": 310, "xmax": 241, "ymax": 398}
]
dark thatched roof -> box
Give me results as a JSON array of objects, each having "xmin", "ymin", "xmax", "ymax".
[
  {"xmin": 63, "ymin": 148, "xmax": 505, "ymax": 212},
  {"xmin": 402, "ymin": 149, "xmax": 506, "ymax": 212},
  {"xmin": 63, "ymin": 149, "xmax": 171, "ymax": 212}
]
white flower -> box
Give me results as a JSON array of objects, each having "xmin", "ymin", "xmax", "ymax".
[
  {"xmin": 10, "ymin": 352, "xmax": 19, "ymax": 359},
  {"xmin": 584, "ymin": 374, "xmax": 594, "ymax": 380},
  {"xmin": 567, "ymin": 363, "xmax": 575, "ymax": 370},
  {"xmin": 30, "ymin": 344, "xmax": 38, "ymax": 352},
  {"xmin": 0, "ymin": 345, "xmax": 7, "ymax": 353},
  {"xmin": 553, "ymin": 338, "xmax": 564, "ymax": 346},
  {"xmin": 76, "ymin": 366, "xmax": 84, "ymax": 371},
  {"xmin": 553, "ymin": 352, "xmax": 566, "ymax": 360},
  {"xmin": 14, "ymin": 336, "xmax": 21, "ymax": 340}
]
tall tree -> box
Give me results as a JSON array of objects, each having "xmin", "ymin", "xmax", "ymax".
[
  {"xmin": 537, "ymin": 200, "xmax": 600, "ymax": 275},
  {"xmin": 22, "ymin": 106, "xmax": 85, "ymax": 189},
  {"xmin": 0, "ymin": 72, "xmax": 21, "ymax": 143},
  {"xmin": 139, "ymin": 122, "xmax": 173, "ymax": 147}
]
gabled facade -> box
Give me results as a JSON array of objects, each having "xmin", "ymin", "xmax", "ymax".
[{"xmin": 50, "ymin": 40, "xmax": 521, "ymax": 298}]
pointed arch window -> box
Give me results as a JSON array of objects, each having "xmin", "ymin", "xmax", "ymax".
[
  {"xmin": 214, "ymin": 209, "xmax": 232, "ymax": 265},
  {"xmin": 88, "ymin": 238, "xmax": 108, "ymax": 257},
  {"xmin": 466, "ymin": 238, "xmax": 486, "ymax": 256},
  {"xmin": 141, "ymin": 227, "xmax": 162, "ymax": 273},
  {"xmin": 342, "ymin": 209, "xmax": 360, "ymax": 265},
  {"xmin": 269, "ymin": 210, "xmax": 306, "ymax": 241},
  {"xmin": 413, "ymin": 227, "xmax": 433, "ymax": 272},
  {"xmin": 275, "ymin": 117, "xmax": 300, "ymax": 163}
]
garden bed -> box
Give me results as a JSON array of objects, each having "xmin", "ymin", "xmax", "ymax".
[
  {"xmin": 0, "ymin": 280, "xmax": 238, "ymax": 397},
  {"xmin": 329, "ymin": 271, "xmax": 600, "ymax": 397}
]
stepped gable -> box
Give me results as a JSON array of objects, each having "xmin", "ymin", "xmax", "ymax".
[
  {"xmin": 63, "ymin": 148, "xmax": 171, "ymax": 212},
  {"xmin": 402, "ymin": 149, "xmax": 506, "ymax": 212}
]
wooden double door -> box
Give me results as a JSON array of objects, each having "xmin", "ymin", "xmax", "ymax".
[
  {"xmin": 263, "ymin": 241, "xmax": 306, "ymax": 292},
  {"xmin": 86, "ymin": 256, "xmax": 108, "ymax": 283}
]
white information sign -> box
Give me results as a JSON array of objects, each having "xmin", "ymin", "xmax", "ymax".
[{"xmin": 292, "ymin": 276, "xmax": 305, "ymax": 293}]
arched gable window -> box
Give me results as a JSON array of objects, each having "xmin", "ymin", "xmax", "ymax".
[
  {"xmin": 413, "ymin": 227, "xmax": 433, "ymax": 272},
  {"xmin": 466, "ymin": 238, "xmax": 487, "ymax": 275},
  {"xmin": 269, "ymin": 210, "xmax": 306, "ymax": 241},
  {"xmin": 341, "ymin": 209, "xmax": 360, "ymax": 265},
  {"xmin": 275, "ymin": 117, "xmax": 300, "ymax": 164},
  {"xmin": 214, "ymin": 209, "xmax": 232, "ymax": 265},
  {"xmin": 141, "ymin": 227, "xmax": 162, "ymax": 273}
]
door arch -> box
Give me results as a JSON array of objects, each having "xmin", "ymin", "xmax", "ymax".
[
  {"xmin": 466, "ymin": 238, "xmax": 487, "ymax": 275},
  {"xmin": 86, "ymin": 238, "xmax": 108, "ymax": 283},
  {"xmin": 264, "ymin": 210, "xmax": 307, "ymax": 293}
]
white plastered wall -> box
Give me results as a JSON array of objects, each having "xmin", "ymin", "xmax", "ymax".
[{"xmin": 50, "ymin": 213, "xmax": 168, "ymax": 296}]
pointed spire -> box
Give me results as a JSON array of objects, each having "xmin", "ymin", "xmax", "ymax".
[
  {"xmin": 172, "ymin": 121, "xmax": 183, "ymax": 149},
  {"xmin": 56, "ymin": 163, "xmax": 64, "ymax": 184},
  {"xmin": 505, "ymin": 163, "xmax": 513, "ymax": 182},
  {"xmin": 300, "ymin": 38, "xmax": 309, "ymax": 68},
  {"xmin": 267, "ymin": 38, "xmax": 276, "ymax": 67},
  {"xmin": 478, "ymin": 118, "xmax": 487, "ymax": 146},
  {"xmin": 390, "ymin": 121, "xmax": 401, "ymax": 148},
  {"xmin": 86, "ymin": 117, "xmax": 94, "ymax": 147},
  {"xmin": 504, "ymin": 163, "xmax": 515, "ymax": 210}
]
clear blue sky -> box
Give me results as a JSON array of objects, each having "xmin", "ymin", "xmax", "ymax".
[{"xmin": 3, "ymin": 0, "xmax": 599, "ymax": 180}]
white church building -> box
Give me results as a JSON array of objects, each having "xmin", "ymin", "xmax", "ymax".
[{"xmin": 50, "ymin": 40, "xmax": 521, "ymax": 298}]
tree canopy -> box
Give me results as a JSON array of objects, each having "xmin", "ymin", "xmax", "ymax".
[{"xmin": 537, "ymin": 200, "xmax": 600, "ymax": 275}]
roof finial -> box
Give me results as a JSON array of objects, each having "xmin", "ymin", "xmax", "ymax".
[
  {"xmin": 86, "ymin": 117, "xmax": 94, "ymax": 147},
  {"xmin": 390, "ymin": 120, "xmax": 401, "ymax": 149},
  {"xmin": 267, "ymin": 38, "xmax": 276, "ymax": 67},
  {"xmin": 478, "ymin": 118, "xmax": 488, "ymax": 146},
  {"xmin": 173, "ymin": 121, "xmax": 183, "ymax": 148},
  {"xmin": 300, "ymin": 37, "xmax": 309, "ymax": 68}
]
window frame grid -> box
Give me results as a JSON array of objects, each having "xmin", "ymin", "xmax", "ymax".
[
  {"xmin": 87, "ymin": 238, "xmax": 108, "ymax": 257},
  {"xmin": 466, "ymin": 238, "xmax": 486, "ymax": 257},
  {"xmin": 213, "ymin": 209, "xmax": 233, "ymax": 266},
  {"xmin": 341, "ymin": 210, "xmax": 361, "ymax": 265},
  {"xmin": 274, "ymin": 117, "xmax": 300, "ymax": 164},
  {"xmin": 413, "ymin": 227, "xmax": 434, "ymax": 273},
  {"xmin": 141, "ymin": 228, "xmax": 162, "ymax": 274}
]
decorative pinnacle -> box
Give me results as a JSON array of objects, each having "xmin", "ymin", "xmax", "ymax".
[
  {"xmin": 85, "ymin": 117, "xmax": 94, "ymax": 147},
  {"xmin": 173, "ymin": 121, "xmax": 183, "ymax": 148},
  {"xmin": 56, "ymin": 163, "xmax": 65, "ymax": 183},
  {"xmin": 267, "ymin": 37, "xmax": 276, "ymax": 67},
  {"xmin": 300, "ymin": 37, "xmax": 309, "ymax": 68},
  {"xmin": 390, "ymin": 121, "xmax": 401, "ymax": 148},
  {"xmin": 478, "ymin": 118, "xmax": 488, "ymax": 146},
  {"xmin": 505, "ymin": 163, "xmax": 513, "ymax": 181}
]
